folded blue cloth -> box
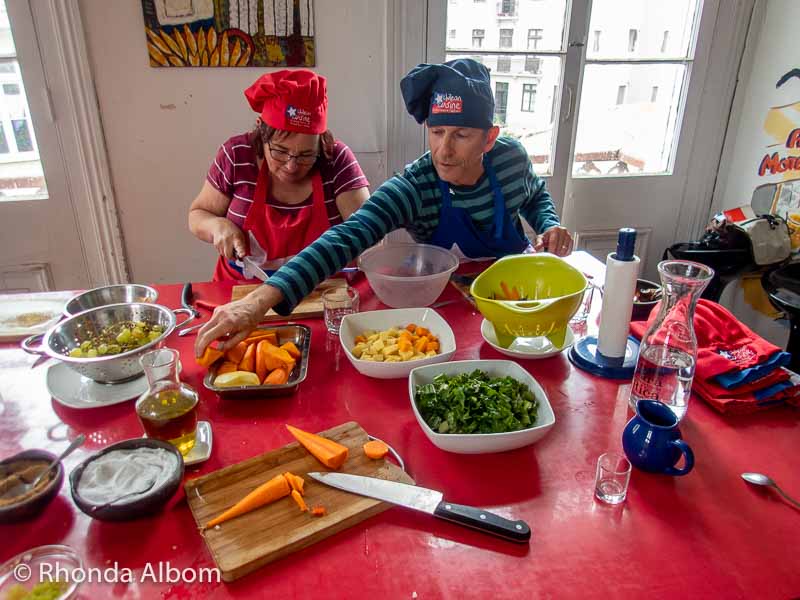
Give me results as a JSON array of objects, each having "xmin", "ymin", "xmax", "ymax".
[{"xmin": 714, "ymin": 351, "xmax": 792, "ymax": 389}]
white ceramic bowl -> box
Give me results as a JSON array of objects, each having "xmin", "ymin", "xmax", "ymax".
[
  {"xmin": 339, "ymin": 308, "xmax": 456, "ymax": 379},
  {"xmin": 408, "ymin": 359, "xmax": 556, "ymax": 454}
]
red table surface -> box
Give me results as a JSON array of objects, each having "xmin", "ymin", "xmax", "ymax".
[{"xmin": 1, "ymin": 258, "xmax": 799, "ymax": 599}]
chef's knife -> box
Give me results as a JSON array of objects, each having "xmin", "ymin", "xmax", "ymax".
[
  {"xmin": 308, "ymin": 472, "xmax": 531, "ymax": 543},
  {"xmin": 241, "ymin": 255, "xmax": 270, "ymax": 283},
  {"xmin": 180, "ymin": 283, "xmax": 200, "ymax": 319}
]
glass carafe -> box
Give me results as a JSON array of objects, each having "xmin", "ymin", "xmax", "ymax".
[
  {"xmin": 136, "ymin": 348, "xmax": 199, "ymax": 455},
  {"xmin": 629, "ymin": 260, "xmax": 714, "ymax": 421}
]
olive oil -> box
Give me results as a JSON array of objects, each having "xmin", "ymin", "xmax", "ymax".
[{"xmin": 136, "ymin": 388, "xmax": 198, "ymax": 455}]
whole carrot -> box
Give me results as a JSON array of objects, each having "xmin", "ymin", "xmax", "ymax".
[{"xmin": 203, "ymin": 473, "xmax": 290, "ymax": 529}]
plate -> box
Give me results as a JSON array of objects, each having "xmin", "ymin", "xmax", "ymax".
[
  {"xmin": 481, "ymin": 319, "xmax": 574, "ymax": 359},
  {"xmin": 46, "ymin": 362, "xmax": 147, "ymax": 409},
  {"xmin": 0, "ymin": 292, "xmax": 75, "ymax": 341},
  {"xmin": 0, "ymin": 544, "xmax": 81, "ymax": 599},
  {"xmin": 183, "ymin": 421, "xmax": 212, "ymax": 466}
]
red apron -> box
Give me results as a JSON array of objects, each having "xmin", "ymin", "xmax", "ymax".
[{"xmin": 213, "ymin": 161, "xmax": 330, "ymax": 282}]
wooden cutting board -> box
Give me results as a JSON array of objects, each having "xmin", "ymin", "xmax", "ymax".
[
  {"xmin": 231, "ymin": 278, "xmax": 346, "ymax": 322},
  {"xmin": 185, "ymin": 422, "xmax": 414, "ymax": 581}
]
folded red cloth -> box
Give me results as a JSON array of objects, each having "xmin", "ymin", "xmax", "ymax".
[
  {"xmin": 630, "ymin": 299, "xmax": 783, "ymax": 382},
  {"xmin": 692, "ymin": 369, "xmax": 800, "ymax": 415}
]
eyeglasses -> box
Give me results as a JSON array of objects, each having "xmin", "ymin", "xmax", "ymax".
[{"xmin": 267, "ymin": 144, "xmax": 318, "ymax": 165}]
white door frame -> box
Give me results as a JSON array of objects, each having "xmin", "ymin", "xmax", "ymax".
[{"xmin": 15, "ymin": 0, "xmax": 128, "ymax": 286}]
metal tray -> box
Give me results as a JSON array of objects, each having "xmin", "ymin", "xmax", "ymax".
[{"xmin": 203, "ymin": 324, "xmax": 311, "ymax": 398}]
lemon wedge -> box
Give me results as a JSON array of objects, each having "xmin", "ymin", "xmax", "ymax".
[{"xmin": 213, "ymin": 370, "xmax": 260, "ymax": 387}]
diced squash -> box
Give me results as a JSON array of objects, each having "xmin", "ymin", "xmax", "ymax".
[
  {"xmin": 217, "ymin": 361, "xmax": 238, "ymax": 375},
  {"xmin": 256, "ymin": 340, "xmax": 270, "ymax": 382},
  {"xmin": 264, "ymin": 368, "xmax": 289, "ymax": 385},
  {"xmin": 413, "ymin": 336, "xmax": 428, "ymax": 353},
  {"xmin": 196, "ymin": 346, "xmax": 224, "ymax": 368},
  {"xmin": 238, "ymin": 342, "xmax": 256, "ymax": 372},
  {"xmin": 280, "ymin": 341, "xmax": 301, "ymax": 359},
  {"xmin": 286, "ymin": 424, "xmax": 349, "ymax": 469}
]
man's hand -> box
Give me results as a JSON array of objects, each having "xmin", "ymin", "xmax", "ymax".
[
  {"xmin": 194, "ymin": 285, "xmax": 284, "ymax": 356},
  {"xmin": 211, "ymin": 219, "xmax": 247, "ymax": 261},
  {"xmin": 534, "ymin": 226, "xmax": 574, "ymax": 257}
]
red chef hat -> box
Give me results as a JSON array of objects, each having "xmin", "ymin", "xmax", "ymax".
[{"xmin": 244, "ymin": 69, "xmax": 327, "ymax": 134}]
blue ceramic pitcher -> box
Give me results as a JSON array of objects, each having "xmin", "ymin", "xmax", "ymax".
[{"xmin": 622, "ymin": 400, "xmax": 695, "ymax": 476}]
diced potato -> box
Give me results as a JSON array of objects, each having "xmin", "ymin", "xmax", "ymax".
[
  {"xmin": 372, "ymin": 354, "xmax": 385, "ymax": 362},
  {"xmin": 371, "ymin": 339, "xmax": 385, "ymax": 352},
  {"xmin": 352, "ymin": 324, "xmax": 441, "ymax": 362},
  {"xmin": 425, "ymin": 350, "xmax": 437, "ymax": 357},
  {"xmin": 399, "ymin": 349, "xmax": 415, "ymax": 361},
  {"xmin": 382, "ymin": 344, "xmax": 399, "ymax": 356},
  {"xmin": 385, "ymin": 355, "xmax": 402, "ymax": 362}
]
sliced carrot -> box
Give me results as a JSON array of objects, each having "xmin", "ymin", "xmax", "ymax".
[
  {"xmin": 363, "ymin": 439, "xmax": 389, "ymax": 459},
  {"xmin": 196, "ymin": 346, "xmax": 224, "ymax": 368},
  {"xmin": 255, "ymin": 340, "xmax": 270, "ymax": 382},
  {"xmin": 280, "ymin": 341, "xmax": 301, "ymax": 359},
  {"xmin": 500, "ymin": 281, "xmax": 513, "ymax": 300},
  {"xmin": 238, "ymin": 342, "xmax": 256, "ymax": 372},
  {"xmin": 311, "ymin": 506, "xmax": 327, "ymax": 517},
  {"xmin": 286, "ymin": 424, "xmax": 349, "ymax": 469},
  {"xmin": 217, "ymin": 361, "xmax": 238, "ymax": 375},
  {"xmin": 291, "ymin": 489, "xmax": 308, "ymax": 512},
  {"xmin": 203, "ymin": 473, "xmax": 290, "ymax": 529},
  {"xmin": 264, "ymin": 368, "xmax": 289, "ymax": 385},
  {"xmin": 283, "ymin": 472, "xmax": 305, "ymax": 496},
  {"xmin": 225, "ymin": 341, "xmax": 247, "ymax": 365}
]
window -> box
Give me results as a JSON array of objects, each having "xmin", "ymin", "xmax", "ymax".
[
  {"xmin": 521, "ymin": 84, "xmax": 537, "ymax": 112},
  {"xmin": 524, "ymin": 56, "xmax": 541, "ymax": 73},
  {"xmin": 448, "ymin": 29, "xmax": 456, "ymax": 40},
  {"xmin": 494, "ymin": 82, "xmax": 509, "ymax": 125},
  {"xmin": 499, "ymin": 0, "xmax": 515, "ymax": 16},
  {"xmin": 496, "ymin": 56, "xmax": 511, "ymax": 72},
  {"xmin": 0, "ymin": 2, "xmax": 47, "ymax": 199},
  {"xmin": 628, "ymin": 29, "xmax": 638, "ymax": 53},
  {"xmin": 616, "ymin": 85, "xmax": 626, "ymax": 105},
  {"xmin": 527, "ymin": 29, "xmax": 543, "ymax": 50},
  {"xmin": 592, "ymin": 30, "xmax": 600, "ymax": 53},
  {"xmin": 499, "ymin": 29, "xmax": 513, "ymax": 49},
  {"xmin": 472, "ymin": 29, "xmax": 484, "ymax": 48},
  {"xmin": 661, "ymin": 30, "xmax": 670, "ymax": 53},
  {"xmin": 651, "ymin": 86, "xmax": 659, "ymax": 102}
]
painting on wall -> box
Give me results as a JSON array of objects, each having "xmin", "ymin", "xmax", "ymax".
[{"xmin": 141, "ymin": 0, "xmax": 315, "ymax": 68}]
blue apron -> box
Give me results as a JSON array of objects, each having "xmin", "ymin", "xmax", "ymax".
[{"xmin": 429, "ymin": 154, "xmax": 528, "ymax": 259}]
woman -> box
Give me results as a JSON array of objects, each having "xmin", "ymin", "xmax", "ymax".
[
  {"xmin": 189, "ymin": 69, "xmax": 370, "ymax": 280},
  {"xmin": 196, "ymin": 59, "xmax": 573, "ymax": 355}
]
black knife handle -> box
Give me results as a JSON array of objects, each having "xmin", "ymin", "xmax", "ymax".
[
  {"xmin": 434, "ymin": 501, "xmax": 531, "ymax": 543},
  {"xmin": 181, "ymin": 283, "xmax": 199, "ymax": 318}
]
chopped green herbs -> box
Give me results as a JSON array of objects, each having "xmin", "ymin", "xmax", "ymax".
[{"xmin": 414, "ymin": 370, "xmax": 538, "ymax": 434}]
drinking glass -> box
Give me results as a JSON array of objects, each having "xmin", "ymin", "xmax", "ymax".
[
  {"xmin": 569, "ymin": 283, "xmax": 595, "ymax": 326},
  {"xmin": 323, "ymin": 286, "xmax": 359, "ymax": 334},
  {"xmin": 594, "ymin": 452, "xmax": 631, "ymax": 505}
]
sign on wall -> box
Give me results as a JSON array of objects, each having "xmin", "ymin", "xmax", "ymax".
[{"xmin": 141, "ymin": 0, "xmax": 315, "ymax": 68}]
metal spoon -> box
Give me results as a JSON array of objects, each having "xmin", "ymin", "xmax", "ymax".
[
  {"xmin": 741, "ymin": 472, "xmax": 800, "ymax": 509},
  {"xmin": 3, "ymin": 434, "xmax": 85, "ymax": 499}
]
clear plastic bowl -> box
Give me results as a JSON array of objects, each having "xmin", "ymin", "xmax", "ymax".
[{"xmin": 358, "ymin": 243, "xmax": 459, "ymax": 308}]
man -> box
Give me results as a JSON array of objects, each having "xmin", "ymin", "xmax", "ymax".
[{"xmin": 196, "ymin": 58, "xmax": 573, "ymax": 355}]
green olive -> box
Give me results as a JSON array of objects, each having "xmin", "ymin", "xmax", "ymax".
[
  {"xmin": 86, "ymin": 349, "xmax": 98, "ymax": 358},
  {"xmin": 97, "ymin": 344, "xmax": 108, "ymax": 355},
  {"xmin": 69, "ymin": 348, "xmax": 83, "ymax": 358},
  {"xmin": 116, "ymin": 329, "xmax": 132, "ymax": 344},
  {"xmin": 107, "ymin": 344, "xmax": 121, "ymax": 355}
]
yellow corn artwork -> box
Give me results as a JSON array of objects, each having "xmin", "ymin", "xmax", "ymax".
[{"xmin": 146, "ymin": 25, "xmax": 252, "ymax": 68}]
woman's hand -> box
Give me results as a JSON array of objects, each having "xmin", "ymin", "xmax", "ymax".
[
  {"xmin": 534, "ymin": 226, "xmax": 574, "ymax": 257},
  {"xmin": 211, "ymin": 218, "xmax": 247, "ymax": 261},
  {"xmin": 194, "ymin": 285, "xmax": 284, "ymax": 356}
]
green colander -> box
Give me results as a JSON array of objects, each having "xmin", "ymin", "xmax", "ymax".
[{"xmin": 470, "ymin": 254, "xmax": 587, "ymax": 348}]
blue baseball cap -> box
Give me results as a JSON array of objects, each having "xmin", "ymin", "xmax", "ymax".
[{"xmin": 400, "ymin": 58, "xmax": 494, "ymax": 129}]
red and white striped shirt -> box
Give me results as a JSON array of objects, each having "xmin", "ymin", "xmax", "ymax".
[{"xmin": 206, "ymin": 133, "xmax": 369, "ymax": 227}]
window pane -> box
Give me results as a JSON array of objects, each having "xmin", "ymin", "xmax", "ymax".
[
  {"xmin": 0, "ymin": 0, "xmax": 47, "ymax": 201},
  {"xmin": 446, "ymin": 0, "xmax": 567, "ymax": 52},
  {"xmin": 573, "ymin": 63, "xmax": 686, "ymax": 176},
  {"xmin": 496, "ymin": 55, "xmax": 511, "ymax": 72},
  {"xmin": 585, "ymin": 0, "xmax": 699, "ymax": 59},
  {"xmin": 446, "ymin": 52, "xmax": 561, "ymax": 176}
]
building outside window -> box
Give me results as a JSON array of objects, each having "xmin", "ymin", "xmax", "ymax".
[
  {"xmin": 497, "ymin": 56, "xmax": 511, "ymax": 72},
  {"xmin": 472, "ymin": 28, "xmax": 484, "ymax": 47},
  {"xmin": 628, "ymin": 29, "xmax": 638, "ymax": 52},
  {"xmin": 494, "ymin": 82, "xmax": 509, "ymax": 124},
  {"xmin": 592, "ymin": 30, "xmax": 601, "ymax": 52},
  {"xmin": 521, "ymin": 84, "xmax": 537, "ymax": 112},
  {"xmin": 527, "ymin": 28, "xmax": 543, "ymax": 50},
  {"xmin": 616, "ymin": 85, "xmax": 627, "ymax": 105},
  {"xmin": 499, "ymin": 29, "xmax": 513, "ymax": 48},
  {"xmin": 661, "ymin": 30, "xmax": 669, "ymax": 53},
  {"xmin": 499, "ymin": 0, "xmax": 515, "ymax": 16},
  {"xmin": 524, "ymin": 55, "xmax": 541, "ymax": 73}
]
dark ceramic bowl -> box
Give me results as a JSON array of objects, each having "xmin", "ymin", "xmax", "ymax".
[
  {"xmin": 69, "ymin": 438, "xmax": 183, "ymax": 521},
  {"xmin": 0, "ymin": 449, "xmax": 64, "ymax": 523},
  {"xmin": 631, "ymin": 279, "xmax": 662, "ymax": 321}
]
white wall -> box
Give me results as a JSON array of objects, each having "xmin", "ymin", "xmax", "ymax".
[
  {"xmin": 713, "ymin": 0, "xmax": 797, "ymax": 347},
  {"xmin": 79, "ymin": 0, "xmax": 388, "ymax": 284}
]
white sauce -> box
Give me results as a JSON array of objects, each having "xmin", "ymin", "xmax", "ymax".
[{"xmin": 77, "ymin": 447, "xmax": 178, "ymax": 506}]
